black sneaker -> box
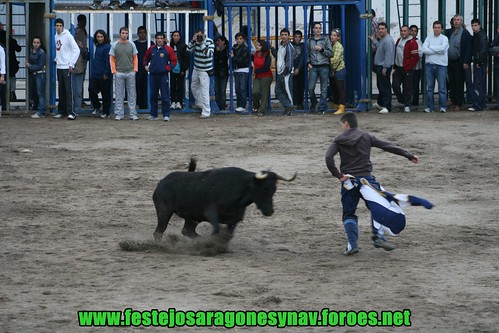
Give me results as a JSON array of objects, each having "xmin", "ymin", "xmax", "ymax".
[
  {"xmin": 342, "ymin": 246, "xmax": 359, "ymax": 256},
  {"xmin": 372, "ymin": 235, "xmax": 396, "ymax": 251}
]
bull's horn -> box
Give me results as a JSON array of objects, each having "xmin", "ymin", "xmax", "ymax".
[
  {"xmin": 277, "ymin": 172, "xmax": 297, "ymax": 182},
  {"xmin": 255, "ymin": 171, "xmax": 268, "ymax": 180}
]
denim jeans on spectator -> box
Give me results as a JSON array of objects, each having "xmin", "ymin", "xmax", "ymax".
[
  {"xmin": 425, "ymin": 63, "xmax": 447, "ymax": 111},
  {"xmin": 308, "ymin": 65, "xmax": 329, "ymax": 111},
  {"xmin": 234, "ymin": 72, "xmax": 248, "ymax": 109}
]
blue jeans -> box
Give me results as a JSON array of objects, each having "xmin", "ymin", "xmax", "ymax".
[
  {"xmin": 308, "ymin": 65, "xmax": 329, "ymax": 111},
  {"xmin": 32, "ymin": 73, "xmax": 46, "ymax": 115},
  {"xmin": 425, "ymin": 63, "xmax": 447, "ymax": 110},
  {"xmin": 234, "ymin": 72, "xmax": 248, "ymax": 108},
  {"xmin": 72, "ymin": 72, "xmax": 85, "ymax": 112}
]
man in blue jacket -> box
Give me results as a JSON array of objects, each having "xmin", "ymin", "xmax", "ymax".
[{"xmin": 143, "ymin": 32, "xmax": 177, "ymax": 121}]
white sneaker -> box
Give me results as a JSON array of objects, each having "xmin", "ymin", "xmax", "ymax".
[
  {"xmin": 100, "ymin": 114, "xmax": 109, "ymax": 119},
  {"xmin": 147, "ymin": 115, "xmax": 158, "ymax": 121},
  {"xmin": 424, "ymin": 107, "xmax": 432, "ymax": 113},
  {"xmin": 53, "ymin": 114, "xmax": 63, "ymax": 118},
  {"xmin": 67, "ymin": 114, "xmax": 77, "ymax": 120},
  {"xmin": 378, "ymin": 108, "xmax": 389, "ymax": 114},
  {"xmin": 115, "ymin": 116, "xmax": 124, "ymax": 120},
  {"xmin": 235, "ymin": 107, "xmax": 245, "ymax": 112},
  {"xmin": 92, "ymin": 109, "xmax": 101, "ymax": 115},
  {"xmin": 130, "ymin": 115, "xmax": 139, "ymax": 121},
  {"xmin": 439, "ymin": 108, "xmax": 447, "ymax": 113},
  {"xmin": 31, "ymin": 113, "xmax": 44, "ymax": 119},
  {"xmin": 372, "ymin": 102, "xmax": 383, "ymax": 110},
  {"xmin": 404, "ymin": 106, "xmax": 411, "ymax": 113},
  {"xmin": 199, "ymin": 114, "xmax": 210, "ymax": 119},
  {"xmin": 467, "ymin": 107, "xmax": 476, "ymax": 112},
  {"xmin": 163, "ymin": 116, "xmax": 170, "ymax": 122}
]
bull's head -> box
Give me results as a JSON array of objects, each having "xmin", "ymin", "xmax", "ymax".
[{"xmin": 251, "ymin": 171, "xmax": 297, "ymax": 216}]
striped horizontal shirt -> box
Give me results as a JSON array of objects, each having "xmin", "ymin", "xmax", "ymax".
[{"xmin": 187, "ymin": 37, "xmax": 214, "ymax": 71}]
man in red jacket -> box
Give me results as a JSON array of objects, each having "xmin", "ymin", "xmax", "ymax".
[{"xmin": 392, "ymin": 25, "xmax": 419, "ymax": 112}]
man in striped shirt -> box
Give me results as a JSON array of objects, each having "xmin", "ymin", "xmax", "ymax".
[{"xmin": 187, "ymin": 29, "xmax": 214, "ymax": 119}]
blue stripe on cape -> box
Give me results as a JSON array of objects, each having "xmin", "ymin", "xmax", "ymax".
[{"xmin": 344, "ymin": 177, "xmax": 433, "ymax": 235}]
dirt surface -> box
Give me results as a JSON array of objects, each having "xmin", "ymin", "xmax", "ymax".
[{"xmin": 1, "ymin": 110, "xmax": 498, "ymax": 332}]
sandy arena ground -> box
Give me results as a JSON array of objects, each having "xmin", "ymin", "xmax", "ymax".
[{"xmin": 1, "ymin": 110, "xmax": 498, "ymax": 332}]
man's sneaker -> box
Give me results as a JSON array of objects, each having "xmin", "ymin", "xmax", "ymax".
[
  {"xmin": 130, "ymin": 115, "xmax": 139, "ymax": 121},
  {"xmin": 53, "ymin": 114, "xmax": 63, "ymax": 119},
  {"xmin": 108, "ymin": 2, "xmax": 120, "ymax": 9},
  {"xmin": 155, "ymin": 1, "xmax": 168, "ymax": 7},
  {"xmin": 92, "ymin": 108, "xmax": 101, "ymax": 115},
  {"xmin": 378, "ymin": 108, "xmax": 389, "ymax": 114},
  {"xmin": 342, "ymin": 245, "xmax": 359, "ymax": 256},
  {"xmin": 120, "ymin": 1, "xmax": 137, "ymax": 9},
  {"xmin": 115, "ymin": 116, "xmax": 124, "ymax": 120},
  {"xmin": 89, "ymin": 3, "xmax": 103, "ymax": 9},
  {"xmin": 31, "ymin": 113, "xmax": 44, "ymax": 119},
  {"xmin": 199, "ymin": 114, "xmax": 210, "ymax": 119},
  {"xmin": 372, "ymin": 102, "xmax": 383, "ymax": 110},
  {"xmin": 147, "ymin": 115, "xmax": 158, "ymax": 121},
  {"xmin": 424, "ymin": 107, "xmax": 432, "ymax": 113},
  {"xmin": 191, "ymin": 104, "xmax": 202, "ymax": 110},
  {"xmin": 392, "ymin": 101, "xmax": 404, "ymax": 108},
  {"xmin": 284, "ymin": 106, "xmax": 295, "ymax": 116},
  {"xmin": 235, "ymin": 107, "xmax": 245, "ymax": 113},
  {"xmin": 404, "ymin": 106, "xmax": 411, "ymax": 113},
  {"xmin": 372, "ymin": 236, "xmax": 396, "ymax": 251},
  {"xmin": 100, "ymin": 114, "xmax": 110, "ymax": 119},
  {"xmin": 67, "ymin": 114, "xmax": 77, "ymax": 120},
  {"xmin": 163, "ymin": 116, "xmax": 170, "ymax": 122},
  {"xmin": 439, "ymin": 108, "xmax": 447, "ymax": 113}
]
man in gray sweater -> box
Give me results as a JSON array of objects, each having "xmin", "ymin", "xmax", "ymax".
[
  {"xmin": 372, "ymin": 22, "xmax": 395, "ymax": 114},
  {"xmin": 325, "ymin": 112, "xmax": 420, "ymax": 255}
]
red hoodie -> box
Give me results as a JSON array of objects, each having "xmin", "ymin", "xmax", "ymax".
[{"xmin": 395, "ymin": 37, "xmax": 419, "ymax": 72}]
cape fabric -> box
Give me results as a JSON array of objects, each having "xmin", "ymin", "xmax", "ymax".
[{"xmin": 344, "ymin": 177, "xmax": 433, "ymax": 235}]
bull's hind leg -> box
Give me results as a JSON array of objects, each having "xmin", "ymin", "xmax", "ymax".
[
  {"xmin": 181, "ymin": 219, "xmax": 200, "ymax": 238},
  {"xmin": 153, "ymin": 201, "xmax": 174, "ymax": 242}
]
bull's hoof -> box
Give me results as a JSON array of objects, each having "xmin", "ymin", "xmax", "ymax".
[
  {"xmin": 153, "ymin": 232, "xmax": 163, "ymax": 243},
  {"xmin": 181, "ymin": 228, "xmax": 200, "ymax": 238}
]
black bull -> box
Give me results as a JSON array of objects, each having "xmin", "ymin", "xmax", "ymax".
[{"xmin": 153, "ymin": 159, "xmax": 296, "ymax": 241}]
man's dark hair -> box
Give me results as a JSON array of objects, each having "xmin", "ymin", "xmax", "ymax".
[
  {"xmin": 235, "ymin": 32, "xmax": 246, "ymax": 40},
  {"xmin": 433, "ymin": 21, "xmax": 443, "ymax": 29},
  {"xmin": 155, "ymin": 32, "xmax": 165, "ymax": 38},
  {"xmin": 137, "ymin": 26, "xmax": 147, "ymax": 33},
  {"xmin": 340, "ymin": 112, "xmax": 358, "ymax": 128},
  {"xmin": 77, "ymin": 14, "xmax": 86, "ymax": 24},
  {"xmin": 294, "ymin": 30, "xmax": 303, "ymax": 37},
  {"xmin": 280, "ymin": 28, "xmax": 290, "ymax": 35},
  {"xmin": 119, "ymin": 26, "xmax": 129, "ymax": 34},
  {"xmin": 54, "ymin": 18, "xmax": 64, "ymax": 26},
  {"xmin": 409, "ymin": 25, "xmax": 419, "ymax": 32},
  {"xmin": 471, "ymin": 18, "xmax": 481, "ymax": 26},
  {"xmin": 378, "ymin": 22, "xmax": 388, "ymax": 29}
]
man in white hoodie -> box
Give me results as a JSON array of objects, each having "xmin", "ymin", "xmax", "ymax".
[{"xmin": 54, "ymin": 18, "xmax": 80, "ymax": 120}]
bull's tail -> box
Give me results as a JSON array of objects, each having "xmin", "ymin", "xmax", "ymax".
[{"xmin": 188, "ymin": 157, "xmax": 197, "ymax": 172}]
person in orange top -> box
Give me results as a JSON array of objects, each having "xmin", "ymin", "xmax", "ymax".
[
  {"xmin": 251, "ymin": 40, "xmax": 273, "ymax": 116},
  {"xmin": 109, "ymin": 26, "xmax": 139, "ymax": 120}
]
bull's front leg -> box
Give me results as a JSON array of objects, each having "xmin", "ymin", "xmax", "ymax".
[
  {"xmin": 205, "ymin": 206, "xmax": 221, "ymax": 235},
  {"xmin": 181, "ymin": 219, "xmax": 200, "ymax": 238}
]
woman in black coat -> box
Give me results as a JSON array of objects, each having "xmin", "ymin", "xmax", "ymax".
[{"xmin": 170, "ymin": 30, "xmax": 190, "ymax": 109}]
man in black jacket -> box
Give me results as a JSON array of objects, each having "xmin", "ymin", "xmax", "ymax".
[{"xmin": 468, "ymin": 19, "xmax": 488, "ymax": 112}]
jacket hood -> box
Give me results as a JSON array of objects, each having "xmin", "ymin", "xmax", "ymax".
[{"xmin": 334, "ymin": 128, "xmax": 365, "ymax": 146}]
